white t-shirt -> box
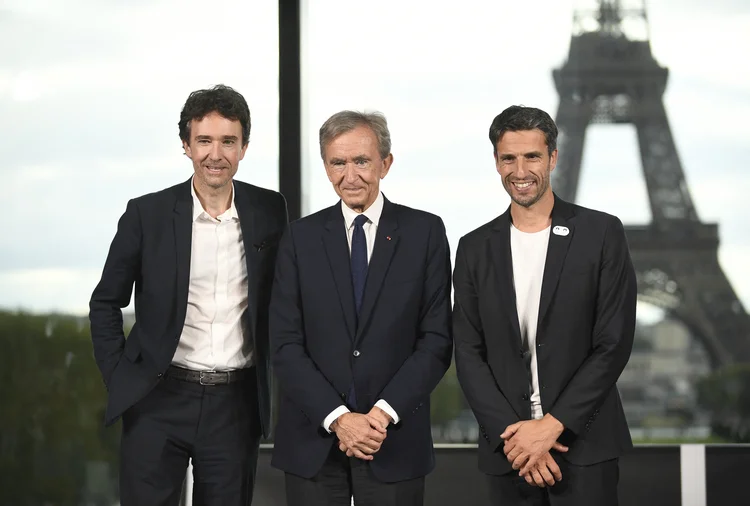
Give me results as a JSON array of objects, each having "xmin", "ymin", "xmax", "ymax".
[{"xmin": 510, "ymin": 224, "xmax": 551, "ymax": 420}]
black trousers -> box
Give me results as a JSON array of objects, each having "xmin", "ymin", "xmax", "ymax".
[
  {"xmin": 119, "ymin": 370, "xmax": 261, "ymax": 506},
  {"xmin": 486, "ymin": 457, "xmax": 619, "ymax": 506},
  {"xmin": 284, "ymin": 444, "xmax": 425, "ymax": 506}
]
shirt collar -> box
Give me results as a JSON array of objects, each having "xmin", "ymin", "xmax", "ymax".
[
  {"xmin": 341, "ymin": 191, "xmax": 384, "ymax": 229},
  {"xmin": 190, "ymin": 176, "xmax": 239, "ymax": 222}
]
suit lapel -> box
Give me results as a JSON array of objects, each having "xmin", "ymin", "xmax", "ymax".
[
  {"xmin": 538, "ymin": 194, "xmax": 576, "ymax": 327},
  {"xmin": 355, "ymin": 199, "xmax": 399, "ymax": 344},
  {"xmin": 173, "ymin": 179, "xmax": 193, "ymax": 322},
  {"xmin": 322, "ymin": 206, "xmax": 357, "ymax": 340},
  {"xmin": 234, "ymin": 183, "xmax": 262, "ymax": 339},
  {"xmin": 489, "ymin": 211, "xmax": 522, "ymax": 346}
]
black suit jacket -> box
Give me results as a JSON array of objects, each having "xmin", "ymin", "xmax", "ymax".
[
  {"xmin": 89, "ymin": 178, "xmax": 288, "ymax": 437},
  {"xmin": 453, "ymin": 194, "xmax": 636, "ymax": 475},
  {"xmin": 268, "ymin": 197, "xmax": 453, "ymax": 483}
]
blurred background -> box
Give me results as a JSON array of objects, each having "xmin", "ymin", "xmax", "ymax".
[{"xmin": 1, "ymin": 0, "xmax": 748, "ymax": 504}]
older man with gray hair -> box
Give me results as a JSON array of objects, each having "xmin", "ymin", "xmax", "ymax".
[{"xmin": 269, "ymin": 110, "xmax": 453, "ymax": 506}]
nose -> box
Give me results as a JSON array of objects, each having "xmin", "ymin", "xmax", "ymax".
[
  {"xmin": 515, "ymin": 159, "xmax": 528, "ymax": 178},
  {"xmin": 343, "ymin": 164, "xmax": 358, "ymax": 183},
  {"xmin": 209, "ymin": 141, "xmax": 222, "ymax": 160}
]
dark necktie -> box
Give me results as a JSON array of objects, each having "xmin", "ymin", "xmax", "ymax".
[
  {"xmin": 351, "ymin": 214, "xmax": 369, "ymax": 316},
  {"xmin": 348, "ymin": 213, "xmax": 368, "ymax": 410}
]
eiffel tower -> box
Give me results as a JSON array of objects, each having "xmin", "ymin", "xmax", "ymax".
[{"xmin": 551, "ymin": 0, "xmax": 750, "ymax": 366}]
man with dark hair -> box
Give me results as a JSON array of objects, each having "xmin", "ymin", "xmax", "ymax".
[
  {"xmin": 454, "ymin": 105, "xmax": 636, "ymax": 505},
  {"xmin": 269, "ymin": 110, "xmax": 453, "ymax": 506},
  {"xmin": 90, "ymin": 84, "xmax": 287, "ymax": 505}
]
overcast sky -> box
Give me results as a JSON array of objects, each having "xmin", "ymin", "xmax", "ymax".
[{"xmin": 1, "ymin": 0, "xmax": 749, "ymax": 320}]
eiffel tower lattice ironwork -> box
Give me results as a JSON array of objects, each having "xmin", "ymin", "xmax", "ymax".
[{"xmin": 551, "ymin": 0, "xmax": 750, "ymax": 366}]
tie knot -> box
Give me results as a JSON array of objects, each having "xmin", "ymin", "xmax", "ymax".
[{"xmin": 353, "ymin": 214, "xmax": 368, "ymax": 228}]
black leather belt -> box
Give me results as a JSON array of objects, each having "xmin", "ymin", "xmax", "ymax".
[{"xmin": 165, "ymin": 365, "xmax": 252, "ymax": 386}]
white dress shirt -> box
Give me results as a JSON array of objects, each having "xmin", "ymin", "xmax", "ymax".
[
  {"xmin": 171, "ymin": 178, "xmax": 252, "ymax": 371},
  {"xmin": 510, "ymin": 224, "xmax": 550, "ymax": 420},
  {"xmin": 322, "ymin": 192, "xmax": 400, "ymax": 432}
]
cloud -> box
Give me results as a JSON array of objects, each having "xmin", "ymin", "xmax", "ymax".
[
  {"xmin": 0, "ymin": 1, "xmax": 130, "ymax": 72},
  {"xmin": 0, "ymin": 267, "xmax": 121, "ymax": 315},
  {"xmin": 0, "ymin": 0, "xmax": 282, "ymax": 278},
  {"xmin": 719, "ymin": 246, "xmax": 750, "ymax": 312},
  {"xmin": 2, "ymin": 0, "xmax": 749, "ymax": 318},
  {"xmin": 650, "ymin": 12, "xmax": 750, "ymax": 92}
]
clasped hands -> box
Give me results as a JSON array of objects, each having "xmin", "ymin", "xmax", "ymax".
[
  {"xmin": 501, "ymin": 414, "xmax": 568, "ymax": 488},
  {"xmin": 331, "ymin": 406, "xmax": 392, "ymax": 461}
]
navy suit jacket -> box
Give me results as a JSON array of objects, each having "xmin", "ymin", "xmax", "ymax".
[
  {"xmin": 89, "ymin": 178, "xmax": 288, "ymax": 437},
  {"xmin": 269, "ymin": 196, "xmax": 453, "ymax": 482}
]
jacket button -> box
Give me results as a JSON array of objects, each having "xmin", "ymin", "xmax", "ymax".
[
  {"xmin": 353, "ymin": 350, "xmax": 361, "ymax": 357},
  {"xmin": 522, "ymin": 394, "xmax": 529, "ymax": 401}
]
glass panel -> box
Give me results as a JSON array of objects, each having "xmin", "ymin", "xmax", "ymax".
[
  {"xmin": 300, "ymin": 0, "xmax": 750, "ymax": 445},
  {"xmin": 0, "ymin": 1, "xmax": 279, "ymax": 502}
]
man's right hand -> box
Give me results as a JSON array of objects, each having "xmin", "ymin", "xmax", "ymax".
[
  {"xmin": 331, "ymin": 413, "xmax": 387, "ymax": 460},
  {"xmin": 520, "ymin": 451, "xmax": 563, "ymax": 488}
]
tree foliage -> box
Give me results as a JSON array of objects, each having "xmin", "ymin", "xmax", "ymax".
[
  {"xmin": 696, "ymin": 363, "xmax": 750, "ymax": 442},
  {"xmin": 0, "ymin": 310, "xmax": 119, "ymax": 505}
]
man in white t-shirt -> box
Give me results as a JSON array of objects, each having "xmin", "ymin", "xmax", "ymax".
[{"xmin": 453, "ymin": 105, "xmax": 637, "ymax": 505}]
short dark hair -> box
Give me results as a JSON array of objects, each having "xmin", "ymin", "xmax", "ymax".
[
  {"xmin": 489, "ymin": 105, "xmax": 557, "ymax": 155},
  {"xmin": 178, "ymin": 84, "xmax": 251, "ymax": 145}
]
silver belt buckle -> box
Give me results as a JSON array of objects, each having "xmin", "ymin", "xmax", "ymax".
[{"xmin": 199, "ymin": 371, "xmax": 211, "ymax": 385}]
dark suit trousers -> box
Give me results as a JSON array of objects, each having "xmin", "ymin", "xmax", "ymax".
[
  {"xmin": 284, "ymin": 445, "xmax": 425, "ymax": 506},
  {"xmin": 119, "ymin": 371, "xmax": 261, "ymax": 506},
  {"xmin": 486, "ymin": 458, "xmax": 619, "ymax": 506}
]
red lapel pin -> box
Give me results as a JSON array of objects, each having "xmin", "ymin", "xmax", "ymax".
[{"xmin": 386, "ymin": 236, "xmax": 392, "ymax": 241}]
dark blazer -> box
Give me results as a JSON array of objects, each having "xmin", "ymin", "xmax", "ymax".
[
  {"xmin": 269, "ymin": 196, "xmax": 453, "ymax": 483},
  {"xmin": 453, "ymin": 194, "xmax": 636, "ymax": 475},
  {"xmin": 89, "ymin": 178, "xmax": 288, "ymax": 437}
]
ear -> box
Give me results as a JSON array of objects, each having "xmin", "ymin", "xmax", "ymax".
[
  {"xmin": 549, "ymin": 149, "xmax": 558, "ymax": 173},
  {"xmin": 379, "ymin": 153, "xmax": 394, "ymax": 179},
  {"xmin": 182, "ymin": 140, "xmax": 192, "ymax": 159},
  {"xmin": 239, "ymin": 142, "xmax": 249, "ymax": 161}
]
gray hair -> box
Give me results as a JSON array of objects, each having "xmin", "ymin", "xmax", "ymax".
[{"xmin": 319, "ymin": 110, "xmax": 392, "ymax": 160}]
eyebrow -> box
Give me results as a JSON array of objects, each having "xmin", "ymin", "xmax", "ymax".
[
  {"xmin": 328, "ymin": 155, "xmax": 371, "ymax": 164},
  {"xmin": 499, "ymin": 151, "xmax": 544, "ymax": 159},
  {"xmin": 195, "ymin": 135, "xmax": 239, "ymax": 141}
]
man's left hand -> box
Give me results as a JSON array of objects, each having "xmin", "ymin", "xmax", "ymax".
[
  {"xmin": 501, "ymin": 414, "xmax": 568, "ymax": 475},
  {"xmin": 339, "ymin": 406, "xmax": 393, "ymax": 457},
  {"xmin": 366, "ymin": 406, "xmax": 392, "ymax": 430}
]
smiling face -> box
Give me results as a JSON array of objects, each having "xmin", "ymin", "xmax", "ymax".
[
  {"xmin": 182, "ymin": 111, "xmax": 248, "ymax": 192},
  {"xmin": 323, "ymin": 125, "xmax": 392, "ymax": 212},
  {"xmin": 494, "ymin": 129, "xmax": 557, "ymax": 208}
]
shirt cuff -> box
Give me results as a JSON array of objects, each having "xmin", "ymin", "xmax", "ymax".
[
  {"xmin": 375, "ymin": 399, "xmax": 400, "ymax": 425},
  {"xmin": 322, "ymin": 405, "xmax": 350, "ymax": 433}
]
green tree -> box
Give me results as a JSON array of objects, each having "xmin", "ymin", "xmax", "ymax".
[
  {"xmin": 430, "ymin": 362, "xmax": 465, "ymax": 426},
  {"xmin": 0, "ymin": 311, "xmax": 119, "ymax": 505},
  {"xmin": 696, "ymin": 363, "xmax": 750, "ymax": 443}
]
